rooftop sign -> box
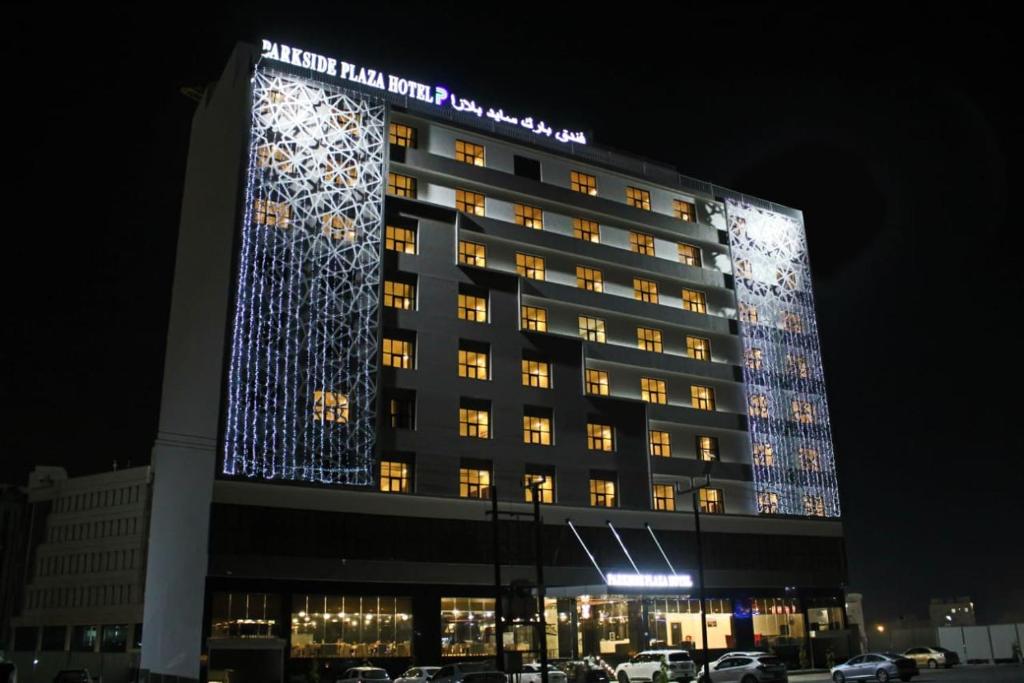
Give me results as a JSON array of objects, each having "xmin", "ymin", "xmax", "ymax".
[
  {"xmin": 605, "ymin": 573, "xmax": 694, "ymax": 589},
  {"xmin": 260, "ymin": 39, "xmax": 588, "ymax": 146}
]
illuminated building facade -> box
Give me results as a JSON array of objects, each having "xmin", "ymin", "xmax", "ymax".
[{"xmin": 140, "ymin": 41, "xmax": 848, "ymax": 683}]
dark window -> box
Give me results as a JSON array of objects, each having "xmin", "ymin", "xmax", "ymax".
[
  {"xmin": 133, "ymin": 623, "xmax": 144, "ymax": 649},
  {"xmin": 70, "ymin": 625, "xmax": 97, "ymax": 652},
  {"xmin": 101, "ymin": 624, "xmax": 128, "ymax": 652},
  {"xmin": 41, "ymin": 625, "xmax": 66, "ymax": 651},
  {"xmin": 513, "ymin": 155, "xmax": 541, "ymax": 181},
  {"xmin": 13, "ymin": 626, "xmax": 37, "ymax": 651}
]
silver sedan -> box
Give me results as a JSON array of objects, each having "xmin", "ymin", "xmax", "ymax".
[{"xmin": 830, "ymin": 653, "xmax": 917, "ymax": 682}]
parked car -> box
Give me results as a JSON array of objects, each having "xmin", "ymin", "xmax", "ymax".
[
  {"xmin": 554, "ymin": 659, "xmax": 610, "ymax": 683},
  {"xmin": 830, "ymin": 653, "xmax": 917, "ymax": 682},
  {"xmin": 53, "ymin": 672, "xmax": 92, "ymax": 683},
  {"xmin": 516, "ymin": 664, "xmax": 567, "ymax": 683},
  {"xmin": 432, "ymin": 663, "xmax": 506, "ymax": 683},
  {"xmin": 614, "ymin": 650, "xmax": 696, "ymax": 683},
  {"xmin": 696, "ymin": 655, "xmax": 786, "ymax": 683},
  {"xmin": 901, "ymin": 647, "xmax": 959, "ymax": 669},
  {"xmin": 396, "ymin": 668, "xmax": 440, "ymax": 683},
  {"xmin": 337, "ymin": 667, "xmax": 391, "ymax": 683}
]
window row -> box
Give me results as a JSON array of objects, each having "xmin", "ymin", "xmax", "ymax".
[
  {"xmin": 387, "ymin": 123, "xmax": 697, "ymax": 221},
  {"xmin": 11, "ymin": 623, "xmax": 140, "ymax": 654},
  {"xmin": 585, "ymin": 368, "xmax": 717, "ymax": 410},
  {"xmin": 37, "ymin": 548, "xmax": 139, "ymax": 578},
  {"xmin": 744, "ymin": 347, "xmax": 813, "ymax": 379},
  {"xmin": 748, "ymin": 395, "xmax": 821, "ymax": 424},
  {"xmin": 378, "ymin": 459, "xmax": 726, "ymax": 513},
  {"xmin": 751, "ymin": 443, "xmax": 825, "ymax": 471},
  {"xmin": 24, "ymin": 583, "xmax": 137, "ymax": 611},
  {"xmin": 47, "ymin": 516, "xmax": 142, "ymax": 543},
  {"xmin": 757, "ymin": 492, "xmax": 828, "ymax": 517},
  {"xmin": 52, "ymin": 486, "xmax": 142, "ymax": 514}
]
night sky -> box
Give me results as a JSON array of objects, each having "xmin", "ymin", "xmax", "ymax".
[{"xmin": 5, "ymin": 4, "xmax": 1021, "ymax": 627}]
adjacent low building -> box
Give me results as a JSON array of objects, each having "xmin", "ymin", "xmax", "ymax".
[
  {"xmin": 4, "ymin": 466, "xmax": 152, "ymax": 683},
  {"xmin": 140, "ymin": 40, "xmax": 851, "ymax": 683}
]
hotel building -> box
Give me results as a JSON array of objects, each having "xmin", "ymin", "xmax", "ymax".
[{"xmin": 140, "ymin": 41, "xmax": 849, "ymax": 683}]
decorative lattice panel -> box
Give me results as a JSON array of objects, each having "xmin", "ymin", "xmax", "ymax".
[
  {"xmin": 223, "ymin": 66, "xmax": 386, "ymax": 484},
  {"xmin": 725, "ymin": 199, "xmax": 840, "ymax": 517}
]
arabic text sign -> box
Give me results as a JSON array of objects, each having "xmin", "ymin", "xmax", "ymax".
[
  {"xmin": 260, "ymin": 40, "xmax": 587, "ymax": 145},
  {"xmin": 605, "ymin": 573, "xmax": 694, "ymax": 589}
]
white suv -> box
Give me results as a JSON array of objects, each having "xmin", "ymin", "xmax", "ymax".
[{"xmin": 614, "ymin": 650, "xmax": 696, "ymax": 683}]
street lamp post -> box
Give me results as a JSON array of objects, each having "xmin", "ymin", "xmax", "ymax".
[{"xmin": 675, "ymin": 462, "xmax": 714, "ymax": 682}]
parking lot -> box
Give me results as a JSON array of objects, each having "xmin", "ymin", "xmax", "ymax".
[{"xmin": 788, "ymin": 665, "xmax": 1024, "ymax": 682}]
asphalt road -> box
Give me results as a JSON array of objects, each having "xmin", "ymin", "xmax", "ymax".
[{"xmin": 788, "ymin": 664, "xmax": 1024, "ymax": 682}]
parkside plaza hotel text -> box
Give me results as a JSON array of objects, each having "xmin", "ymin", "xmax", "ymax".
[{"xmin": 134, "ymin": 39, "xmax": 850, "ymax": 683}]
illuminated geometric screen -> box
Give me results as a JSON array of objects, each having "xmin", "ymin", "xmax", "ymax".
[
  {"xmin": 725, "ymin": 199, "xmax": 840, "ymax": 517},
  {"xmin": 222, "ymin": 66, "xmax": 386, "ymax": 485}
]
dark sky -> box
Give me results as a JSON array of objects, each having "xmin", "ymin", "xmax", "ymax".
[{"xmin": 5, "ymin": 4, "xmax": 1021, "ymax": 626}]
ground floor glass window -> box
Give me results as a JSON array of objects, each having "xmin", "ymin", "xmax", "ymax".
[{"xmin": 291, "ymin": 594, "xmax": 412, "ymax": 658}]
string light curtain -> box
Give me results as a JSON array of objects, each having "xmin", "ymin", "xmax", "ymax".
[
  {"xmin": 723, "ymin": 199, "xmax": 840, "ymax": 517},
  {"xmin": 223, "ymin": 66, "xmax": 386, "ymax": 484}
]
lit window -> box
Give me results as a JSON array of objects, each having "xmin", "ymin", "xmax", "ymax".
[
  {"xmin": 786, "ymin": 353, "xmax": 810, "ymax": 379},
  {"xmin": 739, "ymin": 303, "xmax": 759, "ymax": 323},
  {"xmin": 253, "ymin": 198, "xmax": 291, "ymax": 228},
  {"xmin": 382, "ymin": 337, "xmax": 413, "ymax": 369},
  {"xmin": 389, "ymin": 122, "xmax": 416, "ymax": 148},
  {"xmin": 753, "ymin": 442, "xmax": 774, "ymax": 466},
  {"xmin": 804, "ymin": 495, "xmax": 826, "ymax": 517},
  {"xmin": 386, "ymin": 391, "xmax": 415, "ymax": 429},
  {"xmin": 587, "ymin": 423, "xmax": 614, "ymax": 452},
  {"xmin": 312, "ymin": 390, "xmax": 348, "ymax": 423},
  {"xmin": 626, "ymin": 186, "xmax": 651, "ymax": 210},
  {"xmin": 524, "ymin": 474, "xmax": 554, "ymax": 503},
  {"xmin": 455, "ymin": 188, "xmax": 485, "ymax": 215},
  {"xmin": 520, "ymin": 305, "xmax": 548, "ymax": 332},
  {"xmin": 783, "ymin": 313, "xmax": 804, "ymax": 333},
  {"xmin": 633, "ymin": 278, "xmax": 659, "ymax": 303},
  {"xmin": 516, "ymin": 253, "xmax": 545, "ymax": 280},
  {"xmin": 457, "ymin": 292, "xmax": 488, "ymax": 322},
  {"xmin": 455, "ymin": 140, "xmax": 485, "ymax": 166},
  {"xmin": 459, "ymin": 405, "xmax": 490, "ymax": 439},
  {"xmin": 641, "ymin": 377, "xmax": 667, "ymax": 404},
  {"xmin": 321, "ymin": 213, "xmax": 356, "ymax": 241},
  {"xmin": 256, "ymin": 144, "xmax": 293, "ymax": 172},
  {"xmin": 522, "ymin": 359, "xmax": 551, "ymax": 389},
  {"xmin": 629, "ymin": 231, "xmax": 656, "ymax": 256},
  {"xmin": 673, "ymin": 199, "xmax": 695, "ymax": 222},
  {"xmin": 653, "ymin": 484, "xmax": 675, "ymax": 511},
  {"xmin": 758, "ymin": 492, "xmax": 780, "ymax": 514},
  {"xmin": 699, "ymin": 488, "xmax": 725, "ymax": 514},
  {"xmin": 514, "ymin": 204, "xmax": 544, "ymax": 230},
  {"xmin": 383, "ymin": 280, "xmax": 415, "ymax": 310},
  {"xmin": 677, "ymin": 243, "xmax": 701, "ymax": 266},
  {"xmin": 585, "ymin": 369, "xmax": 610, "ymax": 396},
  {"xmin": 335, "ymin": 111, "xmax": 362, "ymax": 136},
  {"xmin": 458, "ymin": 346, "xmax": 489, "ymax": 380},
  {"xmin": 777, "ymin": 269, "xmax": 799, "ymax": 290},
  {"xmin": 573, "ymin": 217, "xmax": 600, "ymax": 242},
  {"xmin": 458, "ymin": 240, "xmax": 487, "ymax": 267},
  {"xmin": 523, "ymin": 412, "xmax": 552, "ymax": 445},
  {"xmin": 380, "ymin": 461, "xmax": 410, "ymax": 493},
  {"xmin": 791, "ymin": 400, "xmax": 816, "ymax": 424},
  {"xmin": 686, "ymin": 336, "xmax": 711, "ymax": 361},
  {"xmin": 682, "ymin": 289, "xmax": 707, "ymax": 314},
  {"xmin": 691, "ymin": 385, "xmax": 715, "ymax": 411},
  {"xmin": 799, "ymin": 447, "xmax": 821, "ymax": 471},
  {"xmin": 696, "ymin": 436, "xmax": 719, "ymax": 461},
  {"xmin": 387, "ymin": 172, "xmax": 417, "ymax": 198},
  {"xmin": 649, "ymin": 430, "xmax": 671, "ymax": 457},
  {"xmin": 636, "ymin": 327, "xmax": 663, "ymax": 352},
  {"xmin": 745, "ymin": 348, "xmax": 764, "ymax": 370},
  {"xmin": 589, "ymin": 478, "xmax": 616, "ymax": 507},
  {"xmin": 385, "ymin": 225, "xmax": 416, "ymax": 254},
  {"xmin": 749, "ymin": 394, "xmax": 769, "ymax": 418},
  {"xmin": 570, "ymin": 171, "xmax": 598, "ymax": 196},
  {"xmin": 460, "ymin": 467, "xmax": 491, "ymax": 498},
  {"xmin": 735, "ymin": 259, "xmax": 752, "ymax": 278},
  {"xmin": 578, "ymin": 316, "xmax": 606, "ymax": 342},
  {"xmin": 323, "ymin": 159, "xmax": 358, "ymax": 186},
  {"xmin": 576, "ymin": 266, "xmax": 603, "ymax": 292}
]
